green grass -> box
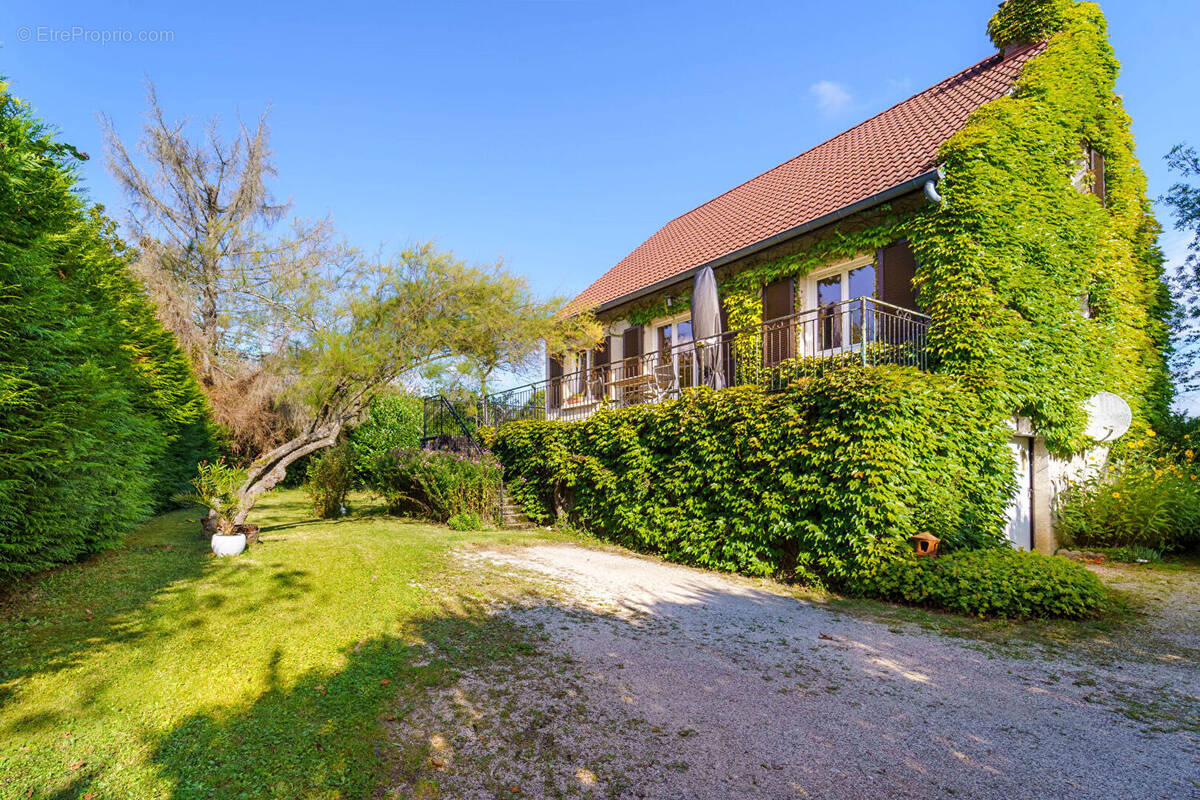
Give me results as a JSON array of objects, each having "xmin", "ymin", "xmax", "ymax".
[{"xmin": 0, "ymin": 490, "xmax": 560, "ymax": 799}]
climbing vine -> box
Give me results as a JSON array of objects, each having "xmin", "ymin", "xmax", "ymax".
[{"xmin": 911, "ymin": 0, "xmax": 1171, "ymax": 452}]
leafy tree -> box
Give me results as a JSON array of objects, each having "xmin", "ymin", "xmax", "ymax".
[
  {"xmin": 215, "ymin": 242, "xmax": 545, "ymax": 524},
  {"xmin": 436, "ymin": 265, "xmax": 602, "ymax": 399},
  {"xmin": 1164, "ymin": 143, "xmax": 1200, "ymax": 392}
]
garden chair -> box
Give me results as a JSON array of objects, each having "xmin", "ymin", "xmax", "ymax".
[{"xmin": 650, "ymin": 362, "xmax": 676, "ymax": 402}]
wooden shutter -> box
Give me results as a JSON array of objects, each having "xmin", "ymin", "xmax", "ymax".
[
  {"xmin": 594, "ymin": 336, "xmax": 610, "ymax": 368},
  {"xmin": 622, "ymin": 325, "xmax": 643, "ymax": 377},
  {"xmin": 762, "ymin": 278, "xmax": 794, "ymax": 367},
  {"xmin": 547, "ymin": 354, "xmax": 563, "ymax": 409},
  {"xmin": 878, "ymin": 241, "xmax": 919, "ymax": 312},
  {"xmin": 1091, "ymin": 148, "xmax": 1106, "ymax": 206},
  {"xmin": 762, "ymin": 278, "xmax": 794, "ymax": 321}
]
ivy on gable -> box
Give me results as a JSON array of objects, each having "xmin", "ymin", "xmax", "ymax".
[{"xmin": 913, "ymin": 0, "xmax": 1171, "ymax": 452}]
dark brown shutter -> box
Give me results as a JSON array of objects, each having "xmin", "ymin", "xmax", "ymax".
[
  {"xmin": 548, "ymin": 354, "xmax": 563, "ymax": 409},
  {"xmin": 762, "ymin": 278, "xmax": 794, "ymax": 321},
  {"xmin": 594, "ymin": 336, "xmax": 610, "ymax": 367},
  {"xmin": 1091, "ymin": 148, "xmax": 1106, "ymax": 206},
  {"xmin": 762, "ymin": 278, "xmax": 794, "ymax": 367},
  {"xmin": 878, "ymin": 241, "xmax": 919, "ymax": 312},
  {"xmin": 622, "ymin": 325, "xmax": 643, "ymax": 377}
]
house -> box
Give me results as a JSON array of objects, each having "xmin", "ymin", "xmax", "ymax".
[{"xmin": 475, "ymin": 1, "xmax": 1169, "ymax": 556}]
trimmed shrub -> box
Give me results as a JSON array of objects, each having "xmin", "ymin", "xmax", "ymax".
[
  {"xmin": 850, "ymin": 548, "xmax": 1109, "ymax": 619},
  {"xmin": 305, "ymin": 444, "xmax": 354, "ymax": 519},
  {"xmin": 1055, "ymin": 450, "xmax": 1200, "ymax": 553},
  {"xmin": 348, "ymin": 393, "xmax": 422, "ymax": 486},
  {"xmin": 369, "ymin": 449, "xmax": 500, "ymax": 524},
  {"xmin": 0, "ymin": 84, "xmax": 213, "ymax": 581},
  {"xmin": 491, "ymin": 364, "xmax": 1013, "ymax": 580}
]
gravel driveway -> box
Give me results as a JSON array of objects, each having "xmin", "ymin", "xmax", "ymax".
[{"xmin": 389, "ymin": 545, "xmax": 1200, "ymax": 800}]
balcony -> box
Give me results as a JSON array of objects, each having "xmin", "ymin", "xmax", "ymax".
[{"xmin": 464, "ymin": 297, "xmax": 929, "ymax": 429}]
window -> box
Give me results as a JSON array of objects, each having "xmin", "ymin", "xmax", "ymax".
[
  {"xmin": 811, "ymin": 260, "xmax": 875, "ymax": 351},
  {"xmin": 655, "ymin": 319, "xmax": 695, "ymax": 388},
  {"xmin": 1074, "ymin": 143, "xmax": 1106, "ymax": 206}
]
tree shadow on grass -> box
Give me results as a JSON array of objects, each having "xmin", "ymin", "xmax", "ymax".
[
  {"xmin": 150, "ymin": 599, "xmax": 531, "ymax": 800},
  {"xmin": 0, "ymin": 507, "xmax": 213, "ymax": 697}
]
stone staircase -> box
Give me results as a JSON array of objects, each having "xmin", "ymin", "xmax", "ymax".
[{"xmin": 499, "ymin": 487, "xmax": 536, "ymax": 529}]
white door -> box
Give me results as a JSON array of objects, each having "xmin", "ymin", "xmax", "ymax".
[{"xmin": 1005, "ymin": 437, "xmax": 1033, "ymax": 550}]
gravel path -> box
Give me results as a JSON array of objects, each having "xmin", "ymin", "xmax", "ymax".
[{"xmin": 389, "ymin": 545, "xmax": 1200, "ymax": 800}]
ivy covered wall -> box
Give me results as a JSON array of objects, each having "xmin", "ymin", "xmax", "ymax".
[{"xmin": 491, "ymin": 364, "xmax": 1013, "ymax": 580}]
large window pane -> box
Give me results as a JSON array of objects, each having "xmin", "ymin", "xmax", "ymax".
[
  {"xmin": 818, "ymin": 274, "xmax": 842, "ymax": 349},
  {"xmin": 848, "ymin": 264, "xmax": 876, "ymax": 345}
]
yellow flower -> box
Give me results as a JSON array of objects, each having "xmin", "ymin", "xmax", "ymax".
[
  {"xmin": 1188, "ymin": 450, "xmax": 1195, "ymax": 460},
  {"xmin": 1112, "ymin": 491, "xmax": 1120, "ymax": 499},
  {"xmin": 1146, "ymin": 429, "xmax": 1156, "ymax": 437}
]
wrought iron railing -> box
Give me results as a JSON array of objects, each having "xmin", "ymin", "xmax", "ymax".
[
  {"xmin": 433, "ymin": 297, "xmax": 929, "ymax": 431},
  {"xmin": 420, "ymin": 394, "xmax": 484, "ymax": 454}
]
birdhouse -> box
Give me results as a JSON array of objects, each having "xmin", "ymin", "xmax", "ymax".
[{"xmin": 909, "ymin": 531, "xmax": 940, "ymax": 557}]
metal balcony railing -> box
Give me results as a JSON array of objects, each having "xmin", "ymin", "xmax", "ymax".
[{"xmin": 435, "ymin": 297, "xmax": 929, "ymax": 432}]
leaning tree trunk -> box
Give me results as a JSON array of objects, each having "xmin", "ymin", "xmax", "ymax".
[{"xmin": 231, "ymin": 421, "xmax": 342, "ymax": 525}]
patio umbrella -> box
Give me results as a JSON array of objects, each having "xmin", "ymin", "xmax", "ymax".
[{"xmin": 691, "ymin": 266, "xmax": 725, "ymax": 388}]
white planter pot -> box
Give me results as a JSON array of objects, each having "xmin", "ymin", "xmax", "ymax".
[{"xmin": 211, "ymin": 533, "xmax": 247, "ymax": 557}]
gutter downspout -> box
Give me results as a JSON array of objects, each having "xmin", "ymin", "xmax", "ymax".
[
  {"xmin": 923, "ymin": 167, "xmax": 945, "ymax": 204},
  {"xmin": 592, "ymin": 167, "xmax": 944, "ymax": 316}
]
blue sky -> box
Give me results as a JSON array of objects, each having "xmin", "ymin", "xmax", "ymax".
[{"xmin": 4, "ymin": 0, "xmax": 1198, "ymax": 398}]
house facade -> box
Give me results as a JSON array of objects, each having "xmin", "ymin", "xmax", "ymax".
[{"xmin": 485, "ymin": 0, "xmax": 1170, "ymax": 555}]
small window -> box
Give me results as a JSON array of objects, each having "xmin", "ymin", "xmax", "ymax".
[{"xmin": 1074, "ymin": 143, "xmax": 1106, "ymax": 206}]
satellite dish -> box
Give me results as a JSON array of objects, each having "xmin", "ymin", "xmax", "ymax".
[{"xmin": 1083, "ymin": 392, "xmax": 1132, "ymax": 442}]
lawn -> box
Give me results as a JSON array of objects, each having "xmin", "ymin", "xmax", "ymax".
[{"xmin": 0, "ymin": 490, "xmax": 561, "ymax": 799}]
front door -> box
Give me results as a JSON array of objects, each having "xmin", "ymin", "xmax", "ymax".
[{"xmin": 1005, "ymin": 437, "xmax": 1033, "ymax": 550}]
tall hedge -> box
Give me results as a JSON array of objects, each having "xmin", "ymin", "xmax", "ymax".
[
  {"xmin": 489, "ymin": 365, "xmax": 1013, "ymax": 580},
  {"xmin": 0, "ymin": 84, "xmax": 214, "ymax": 580}
]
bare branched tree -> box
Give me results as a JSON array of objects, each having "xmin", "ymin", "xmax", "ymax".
[{"xmin": 101, "ymin": 83, "xmax": 350, "ymax": 457}]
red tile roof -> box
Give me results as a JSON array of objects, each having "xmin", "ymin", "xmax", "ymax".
[{"xmin": 571, "ymin": 43, "xmax": 1044, "ymax": 313}]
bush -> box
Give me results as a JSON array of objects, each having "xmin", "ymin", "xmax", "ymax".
[
  {"xmin": 0, "ymin": 83, "xmax": 214, "ymax": 581},
  {"xmin": 369, "ymin": 448, "xmax": 500, "ymax": 524},
  {"xmin": 1055, "ymin": 450, "xmax": 1200, "ymax": 553},
  {"xmin": 349, "ymin": 393, "xmax": 422, "ymax": 486},
  {"xmin": 448, "ymin": 511, "xmax": 484, "ymax": 531},
  {"xmin": 491, "ymin": 365, "xmax": 1013, "ymax": 580},
  {"xmin": 305, "ymin": 444, "xmax": 353, "ymax": 519},
  {"xmin": 850, "ymin": 548, "xmax": 1109, "ymax": 619}
]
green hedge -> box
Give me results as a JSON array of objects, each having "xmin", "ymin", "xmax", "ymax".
[
  {"xmin": 850, "ymin": 548, "xmax": 1109, "ymax": 619},
  {"xmin": 0, "ymin": 84, "xmax": 214, "ymax": 580},
  {"xmin": 489, "ymin": 365, "xmax": 1013, "ymax": 580}
]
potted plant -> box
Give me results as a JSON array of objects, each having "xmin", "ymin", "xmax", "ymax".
[{"xmin": 174, "ymin": 459, "xmax": 251, "ymax": 556}]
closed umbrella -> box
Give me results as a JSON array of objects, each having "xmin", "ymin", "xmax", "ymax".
[{"xmin": 691, "ymin": 266, "xmax": 725, "ymax": 388}]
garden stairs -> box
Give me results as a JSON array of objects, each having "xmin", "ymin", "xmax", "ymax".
[
  {"xmin": 499, "ymin": 485, "xmax": 536, "ymax": 530},
  {"xmin": 421, "ymin": 394, "xmax": 535, "ymax": 529}
]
